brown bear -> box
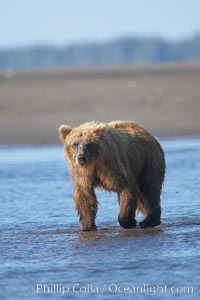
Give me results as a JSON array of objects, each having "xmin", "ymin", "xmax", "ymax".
[{"xmin": 59, "ymin": 120, "xmax": 165, "ymax": 231}]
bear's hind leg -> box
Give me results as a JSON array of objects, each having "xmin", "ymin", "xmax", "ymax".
[
  {"xmin": 118, "ymin": 189, "xmax": 137, "ymax": 229},
  {"xmin": 139, "ymin": 189, "xmax": 161, "ymax": 228},
  {"xmin": 139, "ymin": 207, "xmax": 161, "ymax": 228}
]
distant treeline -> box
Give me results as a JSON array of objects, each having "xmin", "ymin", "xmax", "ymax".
[{"xmin": 1, "ymin": 35, "xmax": 200, "ymax": 70}]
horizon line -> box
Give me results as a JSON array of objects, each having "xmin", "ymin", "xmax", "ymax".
[{"xmin": 1, "ymin": 32, "xmax": 200, "ymax": 51}]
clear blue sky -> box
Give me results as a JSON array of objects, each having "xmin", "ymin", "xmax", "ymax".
[{"xmin": 0, "ymin": 0, "xmax": 200, "ymax": 48}]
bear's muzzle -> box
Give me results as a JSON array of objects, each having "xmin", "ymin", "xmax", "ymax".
[{"xmin": 77, "ymin": 154, "xmax": 87, "ymax": 165}]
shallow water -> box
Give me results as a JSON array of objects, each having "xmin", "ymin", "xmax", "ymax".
[{"xmin": 0, "ymin": 138, "xmax": 200, "ymax": 299}]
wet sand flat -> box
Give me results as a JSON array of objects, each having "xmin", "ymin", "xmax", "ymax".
[{"xmin": 0, "ymin": 63, "xmax": 200, "ymax": 144}]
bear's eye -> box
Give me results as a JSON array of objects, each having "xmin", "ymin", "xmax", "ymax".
[
  {"xmin": 72, "ymin": 142, "xmax": 78, "ymax": 149},
  {"xmin": 85, "ymin": 142, "xmax": 93, "ymax": 150}
]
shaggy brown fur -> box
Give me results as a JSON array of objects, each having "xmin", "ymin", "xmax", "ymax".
[{"xmin": 59, "ymin": 120, "xmax": 165, "ymax": 231}]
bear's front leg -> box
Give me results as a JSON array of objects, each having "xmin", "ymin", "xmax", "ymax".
[
  {"xmin": 118, "ymin": 189, "xmax": 137, "ymax": 229},
  {"xmin": 73, "ymin": 185, "xmax": 98, "ymax": 231}
]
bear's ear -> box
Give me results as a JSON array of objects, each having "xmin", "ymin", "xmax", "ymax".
[
  {"xmin": 59, "ymin": 125, "xmax": 72, "ymax": 142},
  {"xmin": 93, "ymin": 124, "xmax": 107, "ymax": 137}
]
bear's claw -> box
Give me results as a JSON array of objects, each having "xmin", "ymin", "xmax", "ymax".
[
  {"xmin": 82, "ymin": 225, "xmax": 97, "ymax": 231},
  {"xmin": 118, "ymin": 215, "xmax": 137, "ymax": 229},
  {"xmin": 139, "ymin": 215, "xmax": 161, "ymax": 228}
]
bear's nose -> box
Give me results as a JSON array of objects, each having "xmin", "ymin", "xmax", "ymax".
[{"xmin": 78, "ymin": 154, "xmax": 86, "ymax": 165}]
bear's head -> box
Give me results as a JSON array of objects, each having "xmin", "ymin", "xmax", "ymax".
[{"xmin": 59, "ymin": 122, "xmax": 107, "ymax": 167}]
